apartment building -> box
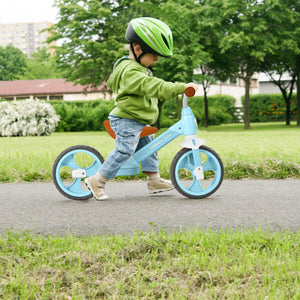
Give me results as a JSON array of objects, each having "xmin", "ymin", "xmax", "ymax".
[{"xmin": 0, "ymin": 22, "xmax": 54, "ymax": 56}]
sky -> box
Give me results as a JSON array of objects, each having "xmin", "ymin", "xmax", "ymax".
[{"xmin": 0, "ymin": 0, "xmax": 59, "ymax": 24}]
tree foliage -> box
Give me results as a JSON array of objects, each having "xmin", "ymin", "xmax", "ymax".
[
  {"xmin": 20, "ymin": 47, "xmax": 63, "ymax": 80},
  {"xmin": 261, "ymin": 0, "xmax": 300, "ymax": 126},
  {"xmin": 0, "ymin": 46, "xmax": 27, "ymax": 81},
  {"xmin": 200, "ymin": 0, "xmax": 294, "ymax": 129},
  {"xmin": 47, "ymin": 0, "xmax": 132, "ymax": 86},
  {"xmin": 46, "ymin": 0, "xmax": 300, "ymax": 128},
  {"xmin": 47, "ymin": 0, "xmax": 205, "ymax": 87}
]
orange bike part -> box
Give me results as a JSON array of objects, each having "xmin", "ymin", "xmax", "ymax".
[
  {"xmin": 185, "ymin": 86, "xmax": 196, "ymax": 97},
  {"xmin": 103, "ymin": 120, "xmax": 158, "ymax": 139}
]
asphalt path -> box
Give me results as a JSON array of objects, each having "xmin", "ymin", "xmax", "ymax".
[{"xmin": 0, "ymin": 180, "xmax": 299, "ymax": 236}]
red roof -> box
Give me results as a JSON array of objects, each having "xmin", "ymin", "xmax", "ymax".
[{"xmin": 0, "ymin": 79, "xmax": 107, "ymax": 97}]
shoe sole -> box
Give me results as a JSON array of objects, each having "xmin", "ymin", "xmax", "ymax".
[{"xmin": 84, "ymin": 179, "xmax": 109, "ymax": 201}]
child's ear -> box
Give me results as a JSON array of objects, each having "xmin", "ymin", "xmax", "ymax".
[{"xmin": 134, "ymin": 44, "xmax": 142, "ymax": 55}]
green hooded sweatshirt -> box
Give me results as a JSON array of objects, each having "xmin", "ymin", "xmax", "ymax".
[{"xmin": 107, "ymin": 58, "xmax": 186, "ymax": 125}]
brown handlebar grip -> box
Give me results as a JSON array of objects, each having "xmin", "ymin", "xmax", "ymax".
[{"xmin": 185, "ymin": 86, "xmax": 196, "ymax": 97}]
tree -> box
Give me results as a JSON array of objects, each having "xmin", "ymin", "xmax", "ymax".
[
  {"xmin": 284, "ymin": 0, "xmax": 300, "ymax": 127},
  {"xmin": 19, "ymin": 47, "xmax": 63, "ymax": 80},
  {"xmin": 192, "ymin": 1, "xmax": 228, "ymax": 127},
  {"xmin": 193, "ymin": 65, "xmax": 216, "ymax": 127},
  {"xmin": 47, "ymin": 0, "xmax": 132, "ymax": 87},
  {"xmin": 260, "ymin": 0, "xmax": 300, "ymax": 126},
  {"xmin": 296, "ymin": 56, "xmax": 300, "ymax": 126},
  {"xmin": 223, "ymin": 0, "xmax": 289, "ymax": 129},
  {"xmin": 200, "ymin": 0, "xmax": 290, "ymax": 129},
  {"xmin": 0, "ymin": 46, "xmax": 27, "ymax": 80},
  {"xmin": 261, "ymin": 70, "xmax": 296, "ymax": 126}
]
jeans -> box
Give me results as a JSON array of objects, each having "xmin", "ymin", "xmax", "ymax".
[{"xmin": 99, "ymin": 116, "xmax": 159, "ymax": 179}]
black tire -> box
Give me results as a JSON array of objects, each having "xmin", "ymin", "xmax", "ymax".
[
  {"xmin": 52, "ymin": 145, "xmax": 104, "ymax": 200},
  {"xmin": 170, "ymin": 145, "xmax": 224, "ymax": 199}
]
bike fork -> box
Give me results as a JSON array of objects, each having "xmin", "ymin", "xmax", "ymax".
[{"xmin": 192, "ymin": 148, "xmax": 204, "ymax": 180}]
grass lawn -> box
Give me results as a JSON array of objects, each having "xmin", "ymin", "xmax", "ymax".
[
  {"xmin": 0, "ymin": 122, "xmax": 299, "ymax": 182},
  {"xmin": 0, "ymin": 122, "xmax": 299, "ymax": 299},
  {"xmin": 0, "ymin": 228, "xmax": 299, "ymax": 299}
]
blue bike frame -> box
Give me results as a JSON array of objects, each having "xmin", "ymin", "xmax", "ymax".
[{"xmin": 116, "ymin": 101, "xmax": 205, "ymax": 176}]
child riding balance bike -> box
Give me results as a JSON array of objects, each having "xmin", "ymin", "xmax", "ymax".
[{"xmin": 52, "ymin": 17, "xmax": 224, "ymax": 201}]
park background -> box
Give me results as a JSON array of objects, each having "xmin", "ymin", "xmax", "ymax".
[{"xmin": 0, "ymin": 1, "xmax": 299, "ymax": 299}]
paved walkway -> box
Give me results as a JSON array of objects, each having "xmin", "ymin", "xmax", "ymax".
[{"xmin": 0, "ymin": 180, "xmax": 299, "ymax": 235}]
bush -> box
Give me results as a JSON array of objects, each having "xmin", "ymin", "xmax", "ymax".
[
  {"xmin": 160, "ymin": 95, "xmax": 236, "ymax": 127},
  {"xmin": 0, "ymin": 99, "xmax": 60, "ymax": 137},
  {"xmin": 242, "ymin": 93, "xmax": 297, "ymax": 122},
  {"xmin": 50, "ymin": 95, "xmax": 236, "ymax": 132},
  {"xmin": 50, "ymin": 100, "xmax": 115, "ymax": 132}
]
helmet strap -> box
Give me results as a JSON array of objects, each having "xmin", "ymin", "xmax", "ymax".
[{"xmin": 130, "ymin": 43, "xmax": 146, "ymax": 64}]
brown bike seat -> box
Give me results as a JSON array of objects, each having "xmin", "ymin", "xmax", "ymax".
[{"xmin": 103, "ymin": 120, "xmax": 158, "ymax": 139}]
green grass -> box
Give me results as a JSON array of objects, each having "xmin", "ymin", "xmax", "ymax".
[
  {"xmin": 0, "ymin": 228, "xmax": 299, "ymax": 299},
  {"xmin": 0, "ymin": 122, "xmax": 299, "ymax": 182},
  {"xmin": 1, "ymin": 125, "xmax": 299, "ymax": 299}
]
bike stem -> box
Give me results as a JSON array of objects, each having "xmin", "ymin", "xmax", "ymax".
[{"xmin": 182, "ymin": 94, "xmax": 189, "ymax": 108}]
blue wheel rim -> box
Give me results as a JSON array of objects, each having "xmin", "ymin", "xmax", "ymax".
[
  {"xmin": 175, "ymin": 149, "xmax": 222, "ymax": 197},
  {"xmin": 55, "ymin": 149, "xmax": 102, "ymax": 198}
]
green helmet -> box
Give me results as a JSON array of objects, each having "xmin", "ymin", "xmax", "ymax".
[{"xmin": 125, "ymin": 17, "xmax": 173, "ymax": 58}]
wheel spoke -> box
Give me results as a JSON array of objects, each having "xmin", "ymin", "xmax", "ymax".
[
  {"xmin": 203, "ymin": 156, "xmax": 217, "ymax": 172},
  {"xmin": 177, "ymin": 156, "xmax": 188, "ymax": 169},
  {"xmin": 61, "ymin": 154, "xmax": 80, "ymax": 170},
  {"xmin": 178, "ymin": 156, "xmax": 194, "ymax": 172},
  {"xmin": 187, "ymin": 178, "xmax": 205, "ymax": 193},
  {"xmin": 66, "ymin": 178, "xmax": 85, "ymax": 195}
]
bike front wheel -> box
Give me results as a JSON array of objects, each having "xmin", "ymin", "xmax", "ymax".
[
  {"xmin": 170, "ymin": 145, "xmax": 224, "ymax": 199},
  {"xmin": 52, "ymin": 145, "xmax": 104, "ymax": 200}
]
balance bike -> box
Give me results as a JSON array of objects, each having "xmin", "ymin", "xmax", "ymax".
[{"xmin": 52, "ymin": 87, "xmax": 224, "ymax": 200}]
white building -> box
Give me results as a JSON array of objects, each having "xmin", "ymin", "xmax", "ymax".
[
  {"xmin": 195, "ymin": 76, "xmax": 259, "ymax": 107},
  {"xmin": 259, "ymin": 72, "xmax": 297, "ymax": 94}
]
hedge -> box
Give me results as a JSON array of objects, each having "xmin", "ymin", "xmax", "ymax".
[
  {"xmin": 160, "ymin": 95, "xmax": 237, "ymax": 127},
  {"xmin": 242, "ymin": 93, "xmax": 297, "ymax": 122},
  {"xmin": 50, "ymin": 95, "xmax": 237, "ymax": 132},
  {"xmin": 50, "ymin": 100, "xmax": 114, "ymax": 132}
]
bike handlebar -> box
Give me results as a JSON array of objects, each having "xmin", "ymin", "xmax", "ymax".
[
  {"xmin": 185, "ymin": 86, "xmax": 196, "ymax": 97},
  {"xmin": 183, "ymin": 86, "xmax": 196, "ymax": 108}
]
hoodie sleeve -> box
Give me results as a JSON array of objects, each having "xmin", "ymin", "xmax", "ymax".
[{"xmin": 120, "ymin": 65, "xmax": 186, "ymax": 100}]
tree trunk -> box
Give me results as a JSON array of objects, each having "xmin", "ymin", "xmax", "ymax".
[
  {"xmin": 204, "ymin": 89, "xmax": 209, "ymax": 127},
  {"xmin": 281, "ymin": 89, "xmax": 291, "ymax": 126},
  {"xmin": 176, "ymin": 95, "xmax": 181, "ymax": 120},
  {"xmin": 297, "ymin": 76, "xmax": 300, "ymax": 127},
  {"xmin": 285, "ymin": 96, "xmax": 291, "ymax": 126},
  {"xmin": 156, "ymin": 99, "xmax": 163, "ymax": 129},
  {"xmin": 244, "ymin": 77, "xmax": 251, "ymax": 129}
]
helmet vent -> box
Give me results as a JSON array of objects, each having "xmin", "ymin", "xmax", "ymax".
[{"xmin": 161, "ymin": 34, "xmax": 170, "ymax": 49}]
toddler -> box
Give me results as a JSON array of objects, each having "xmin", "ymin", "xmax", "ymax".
[{"xmin": 85, "ymin": 17, "xmax": 198, "ymax": 200}]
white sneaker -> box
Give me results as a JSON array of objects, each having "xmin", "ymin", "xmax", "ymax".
[
  {"xmin": 148, "ymin": 178, "xmax": 174, "ymax": 194},
  {"xmin": 84, "ymin": 174, "xmax": 108, "ymax": 201}
]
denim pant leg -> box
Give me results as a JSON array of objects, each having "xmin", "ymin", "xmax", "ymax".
[
  {"xmin": 136, "ymin": 135, "xmax": 159, "ymax": 173},
  {"xmin": 99, "ymin": 117, "xmax": 144, "ymax": 179}
]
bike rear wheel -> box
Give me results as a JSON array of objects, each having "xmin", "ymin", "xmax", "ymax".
[
  {"xmin": 170, "ymin": 145, "xmax": 224, "ymax": 199},
  {"xmin": 52, "ymin": 145, "xmax": 104, "ymax": 200}
]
